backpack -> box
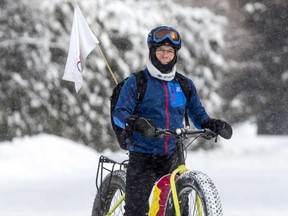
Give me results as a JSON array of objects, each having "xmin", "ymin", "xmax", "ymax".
[{"xmin": 110, "ymin": 70, "xmax": 191, "ymax": 150}]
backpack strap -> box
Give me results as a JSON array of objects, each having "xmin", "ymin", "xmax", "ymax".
[
  {"xmin": 133, "ymin": 70, "xmax": 147, "ymax": 106},
  {"xmin": 175, "ymin": 72, "xmax": 191, "ymax": 128}
]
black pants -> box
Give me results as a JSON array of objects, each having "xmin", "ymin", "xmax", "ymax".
[{"xmin": 124, "ymin": 151, "xmax": 178, "ymax": 216}]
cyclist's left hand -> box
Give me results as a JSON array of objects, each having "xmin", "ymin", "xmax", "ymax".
[{"xmin": 201, "ymin": 118, "xmax": 233, "ymax": 139}]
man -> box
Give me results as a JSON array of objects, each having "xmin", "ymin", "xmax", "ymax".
[{"xmin": 112, "ymin": 26, "xmax": 232, "ymax": 216}]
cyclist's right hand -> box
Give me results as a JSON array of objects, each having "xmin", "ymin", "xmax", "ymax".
[
  {"xmin": 201, "ymin": 118, "xmax": 233, "ymax": 139},
  {"xmin": 126, "ymin": 116, "xmax": 156, "ymax": 138}
]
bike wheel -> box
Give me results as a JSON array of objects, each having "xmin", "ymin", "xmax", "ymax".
[
  {"xmin": 164, "ymin": 171, "xmax": 223, "ymax": 216},
  {"xmin": 91, "ymin": 170, "xmax": 126, "ymax": 216}
]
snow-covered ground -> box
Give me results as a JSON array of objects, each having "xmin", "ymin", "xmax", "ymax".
[{"xmin": 0, "ymin": 122, "xmax": 287, "ymax": 216}]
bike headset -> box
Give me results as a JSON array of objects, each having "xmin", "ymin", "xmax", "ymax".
[{"xmin": 147, "ymin": 26, "xmax": 182, "ymax": 50}]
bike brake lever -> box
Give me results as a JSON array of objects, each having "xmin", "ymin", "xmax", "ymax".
[{"xmin": 154, "ymin": 128, "xmax": 169, "ymax": 138}]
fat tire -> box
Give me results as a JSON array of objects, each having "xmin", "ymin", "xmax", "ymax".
[
  {"xmin": 91, "ymin": 170, "xmax": 126, "ymax": 216},
  {"xmin": 165, "ymin": 171, "xmax": 223, "ymax": 216}
]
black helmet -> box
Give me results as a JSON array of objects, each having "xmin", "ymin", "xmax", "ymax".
[{"xmin": 147, "ymin": 26, "xmax": 181, "ymax": 50}]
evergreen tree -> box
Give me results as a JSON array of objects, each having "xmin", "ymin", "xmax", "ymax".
[{"xmin": 221, "ymin": 0, "xmax": 288, "ymax": 134}]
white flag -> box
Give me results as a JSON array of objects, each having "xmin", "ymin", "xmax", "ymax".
[{"xmin": 62, "ymin": 5, "xmax": 99, "ymax": 93}]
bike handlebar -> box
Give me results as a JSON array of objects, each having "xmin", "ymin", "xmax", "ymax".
[{"xmin": 155, "ymin": 128, "xmax": 217, "ymax": 140}]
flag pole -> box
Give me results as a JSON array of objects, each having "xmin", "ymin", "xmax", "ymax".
[{"xmin": 96, "ymin": 44, "xmax": 118, "ymax": 85}]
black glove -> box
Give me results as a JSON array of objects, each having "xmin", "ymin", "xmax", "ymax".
[
  {"xmin": 201, "ymin": 118, "xmax": 233, "ymax": 139},
  {"xmin": 126, "ymin": 116, "xmax": 156, "ymax": 138}
]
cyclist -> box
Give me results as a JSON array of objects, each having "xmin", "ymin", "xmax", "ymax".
[{"xmin": 112, "ymin": 26, "xmax": 232, "ymax": 216}]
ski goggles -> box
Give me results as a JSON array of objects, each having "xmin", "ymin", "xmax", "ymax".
[{"xmin": 151, "ymin": 28, "xmax": 181, "ymax": 45}]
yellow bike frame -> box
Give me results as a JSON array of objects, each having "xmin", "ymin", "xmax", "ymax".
[
  {"xmin": 170, "ymin": 164, "xmax": 204, "ymax": 216},
  {"xmin": 170, "ymin": 164, "xmax": 189, "ymax": 216},
  {"xmin": 105, "ymin": 194, "xmax": 125, "ymax": 216}
]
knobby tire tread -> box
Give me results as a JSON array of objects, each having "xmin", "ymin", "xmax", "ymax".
[
  {"xmin": 91, "ymin": 170, "xmax": 126, "ymax": 216},
  {"xmin": 165, "ymin": 171, "xmax": 223, "ymax": 216}
]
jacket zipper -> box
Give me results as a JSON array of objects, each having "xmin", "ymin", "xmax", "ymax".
[{"xmin": 162, "ymin": 82, "xmax": 170, "ymax": 155}]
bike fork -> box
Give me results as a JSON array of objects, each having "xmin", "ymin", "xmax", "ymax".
[
  {"xmin": 170, "ymin": 165, "xmax": 203, "ymax": 216},
  {"xmin": 170, "ymin": 165, "xmax": 188, "ymax": 216}
]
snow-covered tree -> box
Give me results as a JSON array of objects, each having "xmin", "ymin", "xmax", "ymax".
[
  {"xmin": 219, "ymin": 0, "xmax": 288, "ymax": 135},
  {"xmin": 0, "ymin": 0, "xmax": 227, "ymax": 151}
]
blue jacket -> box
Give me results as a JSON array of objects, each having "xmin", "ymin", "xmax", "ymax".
[{"xmin": 113, "ymin": 69, "xmax": 209, "ymax": 156}]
